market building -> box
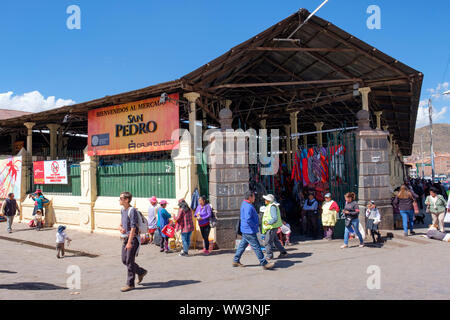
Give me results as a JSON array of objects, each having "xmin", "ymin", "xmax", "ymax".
[{"xmin": 0, "ymin": 9, "xmax": 422, "ymax": 248}]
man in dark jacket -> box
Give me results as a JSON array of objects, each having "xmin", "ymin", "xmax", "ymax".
[
  {"xmin": 1, "ymin": 193, "xmax": 20, "ymax": 233},
  {"xmin": 233, "ymin": 191, "xmax": 275, "ymax": 270}
]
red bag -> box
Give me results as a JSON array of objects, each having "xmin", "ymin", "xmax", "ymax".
[
  {"xmin": 413, "ymin": 201, "xmax": 419, "ymax": 214},
  {"xmin": 161, "ymin": 224, "xmax": 175, "ymax": 238},
  {"xmin": 28, "ymin": 220, "xmax": 35, "ymax": 228}
]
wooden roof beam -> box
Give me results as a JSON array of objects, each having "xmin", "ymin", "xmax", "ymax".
[
  {"xmin": 306, "ymin": 20, "xmax": 410, "ymax": 78},
  {"xmin": 209, "ymin": 78, "xmax": 362, "ymax": 90},
  {"xmin": 248, "ymin": 47, "xmax": 356, "ymax": 52}
]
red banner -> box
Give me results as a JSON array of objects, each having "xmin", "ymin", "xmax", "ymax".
[{"xmin": 33, "ymin": 161, "xmax": 45, "ymax": 185}]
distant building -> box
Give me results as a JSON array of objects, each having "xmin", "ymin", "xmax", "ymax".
[{"xmin": 406, "ymin": 153, "xmax": 450, "ymax": 178}]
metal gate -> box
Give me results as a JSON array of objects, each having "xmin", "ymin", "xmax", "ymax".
[
  {"xmin": 97, "ymin": 152, "xmax": 175, "ymax": 198},
  {"xmin": 326, "ymin": 128, "xmax": 358, "ymax": 238}
]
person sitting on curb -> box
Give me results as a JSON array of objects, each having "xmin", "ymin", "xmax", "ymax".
[
  {"xmin": 34, "ymin": 209, "xmax": 44, "ymax": 231},
  {"xmin": 262, "ymin": 194, "xmax": 288, "ymax": 261},
  {"xmin": 233, "ymin": 191, "xmax": 275, "ymax": 270},
  {"xmin": 422, "ymin": 224, "xmax": 450, "ymax": 242}
]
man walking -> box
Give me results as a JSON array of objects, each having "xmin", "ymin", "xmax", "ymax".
[
  {"xmin": 1, "ymin": 193, "xmax": 20, "ymax": 233},
  {"xmin": 262, "ymin": 194, "xmax": 288, "ymax": 260},
  {"xmin": 119, "ymin": 191, "xmax": 147, "ymax": 292},
  {"xmin": 233, "ymin": 191, "xmax": 275, "ymax": 270}
]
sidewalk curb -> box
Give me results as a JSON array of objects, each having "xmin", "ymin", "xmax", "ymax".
[{"xmin": 0, "ymin": 235, "xmax": 100, "ymax": 258}]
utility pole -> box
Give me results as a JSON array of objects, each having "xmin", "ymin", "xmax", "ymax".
[
  {"xmin": 428, "ymin": 98, "xmax": 435, "ymax": 181},
  {"xmin": 420, "ymin": 134, "xmax": 424, "ymax": 178}
]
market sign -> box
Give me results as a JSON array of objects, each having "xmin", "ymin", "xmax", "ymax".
[
  {"xmin": 87, "ymin": 93, "xmax": 179, "ymax": 156},
  {"xmin": 33, "ymin": 160, "xmax": 68, "ymax": 184}
]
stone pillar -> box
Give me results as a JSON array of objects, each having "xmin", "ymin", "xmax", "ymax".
[
  {"xmin": 290, "ymin": 111, "xmax": 299, "ymax": 153},
  {"xmin": 314, "ymin": 122, "xmax": 324, "ymax": 146},
  {"xmin": 374, "ymin": 111, "xmax": 383, "ymax": 130},
  {"xmin": 78, "ymin": 147, "xmax": 97, "ymax": 232},
  {"xmin": 47, "ymin": 124, "xmax": 60, "ymax": 159},
  {"xmin": 355, "ymin": 110, "xmax": 393, "ymax": 230},
  {"xmin": 24, "ymin": 122, "xmax": 35, "ymax": 158},
  {"xmin": 284, "ymin": 125, "xmax": 292, "ymax": 170},
  {"xmin": 208, "ymin": 109, "xmax": 249, "ymax": 249},
  {"xmin": 358, "ymin": 87, "xmax": 371, "ymax": 111},
  {"xmin": 303, "ymin": 135, "xmax": 308, "ymax": 148}
]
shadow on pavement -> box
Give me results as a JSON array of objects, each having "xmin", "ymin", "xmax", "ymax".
[
  {"xmin": 0, "ymin": 282, "xmax": 68, "ymax": 290},
  {"xmin": 0, "ymin": 270, "xmax": 17, "ymax": 274},
  {"xmin": 136, "ymin": 280, "xmax": 201, "ymax": 290}
]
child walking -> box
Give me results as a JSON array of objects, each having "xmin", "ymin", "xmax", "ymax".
[
  {"xmin": 56, "ymin": 225, "xmax": 72, "ymax": 258},
  {"xmin": 365, "ymin": 201, "xmax": 382, "ymax": 243},
  {"xmin": 157, "ymin": 200, "xmax": 171, "ymax": 253}
]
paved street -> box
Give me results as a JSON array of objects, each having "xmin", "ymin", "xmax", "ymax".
[{"xmin": 1, "ymin": 221, "xmax": 449, "ymax": 300}]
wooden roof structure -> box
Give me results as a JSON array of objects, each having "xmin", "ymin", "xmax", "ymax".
[{"xmin": 0, "ymin": 9, "xmax": 422, "ymax": 155}]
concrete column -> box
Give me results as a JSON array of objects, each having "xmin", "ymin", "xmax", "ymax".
[
  {"xmin": 173, "ymin": 130, "xmax": 196, "ymax": 203},
  {"xmin": 79, "ymin": 147, "xmax": 97, "ymax": 232},
  {"xmin": 24, "ymin": 122, "xmax": 35, "ymax": 157},
  {"xmin": 284, "ymin": 125, "xmax": 292, "ymax": 170},
  {"xmin": 314, "ymin": 122, "xmax": 324, "ymax": 146},
  {"xmin": 374, "ymin": 111, "xmax": 383, "ymax": 130},
  {"xmin": 290, "ymin": 111, "xmax": 299, "ymax": 154},
  {"xmin": 358, "ymin": 87, "xmax": 371, "ymax": 111},
  {"xmin": 184, "ymin": 92, "xmax": 201, "ymax": 155},
  {"xmin": 183, "ymin": 92, "xmax": 201, "ymax": 194},
  {"xmin": 47, "ymin": 124, "xmax": 60, "ymax": 159},
  {"xmin": 355, "ymin": 110, "xmax": 393, "ymax": 230}
]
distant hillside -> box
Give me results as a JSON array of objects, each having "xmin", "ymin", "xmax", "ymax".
[{"xmin": 411, "ymin": 123, "xmax": 450, "ymax": 156}]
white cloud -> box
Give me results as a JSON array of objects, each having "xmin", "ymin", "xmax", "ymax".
[
  {"xmin": 416, "ymin": 102, "xmax": 448, "ymax": 128},
  {"xmin": 427, "ymin": 82, "xmax": 450, "ymax": 100},
  {"xmin": 0, "ymin": 91, "xmax": 75, "ymax": 113}
]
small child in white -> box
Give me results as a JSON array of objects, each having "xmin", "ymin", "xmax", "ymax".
[
  {"xmin": 56, "ymin": 225, "xmax": 72, "ymax": 258},
  {"xmin": 277, "ymin": 221, "xmax": 292, "ymax": 246},
  {"xmin": 365, "ymin": 200, "xmax": 382, "ymax": 243}
]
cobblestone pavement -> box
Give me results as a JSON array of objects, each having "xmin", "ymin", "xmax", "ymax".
[{"xmin": 0, "ymin": 221, "xmax": 449, "ymax": 300}]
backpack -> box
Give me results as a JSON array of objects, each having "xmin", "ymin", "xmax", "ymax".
[
  {"xmin": 209, "ymin": 209, "xmax": 218, "ymax": 228},
  {"xmin": 128, "ymin": 207, "xmax": 148, "ymax": 234}
]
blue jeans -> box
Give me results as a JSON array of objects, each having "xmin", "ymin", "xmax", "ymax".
[
  {"xmin": 181, "ymin": 231, "xmax": 192, "ymax": 253},
  {"xmin": 400, "ymin": 210, "xmax": 414, "ymax": 234},
  {"xmin": 234, "ymin": 233, "xmax": 268, "ymax": 266},
  {"xmin": 6, "ymin": 216, "xmax": 14, "ymax": 232},
  {"xmin": 344, "ymin": 218, "xmax": 364, "ymax": 245}
]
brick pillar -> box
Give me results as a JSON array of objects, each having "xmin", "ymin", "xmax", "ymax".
[
  {"xmin": 356, "ymin": 110, "xmax": 393, "ymax": 230},
  {"xmin": 208, "ymin": 109, "xmax": 249, "ymax": 249}
]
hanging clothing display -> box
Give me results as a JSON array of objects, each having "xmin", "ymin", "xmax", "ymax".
[{"xmin": 290, "ymin": 144, "xmax": 346, "ymax": 187}]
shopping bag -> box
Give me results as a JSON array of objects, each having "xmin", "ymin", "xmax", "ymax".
[
  {"xmin": 28, "ymin": 220, "xmax": 35, "ymax": 228},
  {"xmin": 413, "ymin": 201, "xmax": 419, "ymax": 214},
  {"xmin": 161, "ymin": 224, "xmax": 175, "ymax": 238}
]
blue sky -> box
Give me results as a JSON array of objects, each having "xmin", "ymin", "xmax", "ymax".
[{"xmin": 0, "ymin": 0, "xmax": 449, "ymax": 128}]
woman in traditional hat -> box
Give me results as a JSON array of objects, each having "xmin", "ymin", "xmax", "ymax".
[{"xmin": 321, "ymin": 193, "xmax": 339, "ymax": 240}]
